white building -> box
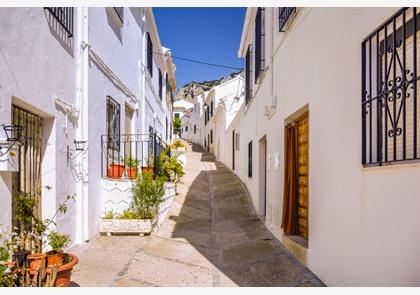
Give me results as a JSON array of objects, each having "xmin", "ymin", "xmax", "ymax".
[
  {"xmin": 218, "ymin": 7, "xmax": 420, "ymax": 286},
  {"xmin": 0, "ymin": 7, "xmax": 175, "ymax": 247}
]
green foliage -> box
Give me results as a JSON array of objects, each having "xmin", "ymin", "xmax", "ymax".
[
  {"xmin": 173, "ymin": 117, "xmax": 181, "ymax": 129},
  {"xmin": 123, "ymin": 156, "xmax": 140, "ymax": 168},
  {"xmin": 102, "ymin": 209, "xmax": 116, "ymax": 219},
  {"xmin": 47, "ymin": 231, "xmax": 70, "ymax": 254},
  {"xmin": 116, "ymin": 209, "xmax": 154, "ymax": 220},
  {"xmin": 157, "ymin": 149, "xmax": 184, "ymax": 184},
  {"xmin": 131, "ymin": 171, "xmax": 165, "ymax": 219}
]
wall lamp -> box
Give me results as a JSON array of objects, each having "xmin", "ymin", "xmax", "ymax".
[
  {"xmin": 0, "ymin": 124, "xmax": 23, "ymax": 156},
  {"xmin": 67, "ymin": 140, "xmax": 87, "ymax": 166}
]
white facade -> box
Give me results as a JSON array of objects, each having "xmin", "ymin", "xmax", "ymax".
[
  {"xmin": 217, "ymin": 7, "xmax": 420, "ymax": 286},
  {"xmin": 0, "ymin": 7, "xmax": 175, "ymax": 247}
]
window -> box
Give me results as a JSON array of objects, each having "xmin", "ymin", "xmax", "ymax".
[
  {"xmin": 248, "ymin": 141, "xmax": 253, "ymax": 177},
  {"xmin": 245, "ymin": 45, "xmax": 253, "ymax": 104},
  {"xmin": 210, "ymin": 129, "xmax": 213, "ymax": 144},
  {"xmin": 44, "ymin": 8, "xmax": 74, "ymax": 37},
  {"xmin": 159, "ymin": 69, "xmax": 163, "ymax": 100},
  {"xmin": 194, "ymin": 125, "xmax": 196, "ymax": 134},
  {"xmin": 236, "ymin": 133, "xmax": 240, "ymax": 151},
  {"xmin": 113, "ymin": 7, "xmax": 124, "ymax": 23},
  {"xmin": 204, "ymin": 138, "xmax": 207, "ymax": 147},
  {"xmin": 106, "ymin": 96, "xmax": 121, "ymax": 151},
  {"xmin": 210, "ymin": 101, "xmax": 214, "ymax": 117},
  {"xmin": 186, "ymin": 126, "xmax": 188, "ymax": 132},
  {"xmin": 166, "ymin": 73, "xmax": 170, "ymax": 95},
  {"xmin": 279, "ymin": 7, "xmax": 296, "ymax": 32},
  {"xmin": 175, "ymin": 113, "xmax": 180, "ymax": 119},
  {"xmin": 147, "ymin": 33, "xmax": 153, "ymax": 77},
  {"xmin": 255, "ymin": 7, "xmax": 265, "ymax": 83},
  {"xmin": 362, "ymin": 7, "xmax": 420, "ymax": 166}
]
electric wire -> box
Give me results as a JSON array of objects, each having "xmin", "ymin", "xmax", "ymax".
[{"xmin": 153, "ymin": 51, "xmax": 242, "ymax": 70}]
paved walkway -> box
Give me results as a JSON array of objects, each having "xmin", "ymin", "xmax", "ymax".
[{"xmin": 70, "ymin": 142, "xmax": 324, "ymax": 287}]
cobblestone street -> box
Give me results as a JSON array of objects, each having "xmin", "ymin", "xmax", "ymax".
[{"xmin": 70, "ymin": 142, "xmax": 324, "ymax": 287}]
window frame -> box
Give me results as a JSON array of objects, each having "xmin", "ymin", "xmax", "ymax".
[
  {"xmin": 248, "ymin": 141, "xmax": 253, "ymax": 178},
  {"xmin": 147, "ymin": 33, "xmax": 153, "ymax": 77},
  {"xmin": 255, "ymin": 7, "xmax": 265, "ymax": 83}
]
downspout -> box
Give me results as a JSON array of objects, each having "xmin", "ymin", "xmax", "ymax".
[
  {"xmin": 141, "ymin": 8, "xmax": 147, "ymax": 135},
  {"xmin": 75, "ymin": 7, "xmax": 89, "ymax": 244}
]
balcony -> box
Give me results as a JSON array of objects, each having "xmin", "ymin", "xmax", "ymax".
[{"xmin": 101, "ymin": 133, "xmax": 168, "ymax": 179}]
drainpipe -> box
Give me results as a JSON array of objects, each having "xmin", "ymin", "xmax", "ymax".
[{"xmin": 75, "ymin": 7, "xmax": 89, "ymax": 244}]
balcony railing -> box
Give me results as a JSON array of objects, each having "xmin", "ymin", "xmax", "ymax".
[
  {"xmin": 101, "ymin": 133, "xmax": 169, "ymax": 179},
  {"xmin": 44, "ymin": 7, "xmax": 74, "ymax": 37}
]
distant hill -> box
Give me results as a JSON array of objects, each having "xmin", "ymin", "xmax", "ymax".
[{"xmin": 174, "ymin": 71, "xmax": 243, "ymax": 102}]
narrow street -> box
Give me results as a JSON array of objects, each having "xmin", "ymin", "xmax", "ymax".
[{"xmin": 70, "ymin": 142, "xmax": 323, "ymax": 287}]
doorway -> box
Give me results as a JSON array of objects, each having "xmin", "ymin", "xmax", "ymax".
[
  {"xmin": 232, "ymin": 130, "xmax": 235, "ymax": 170},
  {"xmin": 258, "ymin": 135, "xmax": 267, "ymax": 218},
  {"xmin": 124, "ymin": 105, "xmax": 134, "ymax": 159}
]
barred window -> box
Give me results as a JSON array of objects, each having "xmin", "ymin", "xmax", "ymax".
[
  {"xmin": 255, "ymin": 7, "xmax": 265, "ymax": 83},
  {"xmin": 279, "ymin": 7, "xmax": 296, "ymax": 32},
  {"xmin": 44, "ymin": 8, "xmax": 74, "ymax": 37},
  {"xmin": 362, "ymin": 8, "xmax": 420, "ymax": 166},
  {"xmin": 106, "ymin": 96, "xmax": 121, "ymax": 151}
]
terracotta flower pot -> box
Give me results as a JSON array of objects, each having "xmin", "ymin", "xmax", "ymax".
[
  {"xmin": 127, "ymin": 167, "xmax": 138, "ymax": 179},
  {"xmin": 27, "ymin": 253, "xmax": 46, "ymax": 270},
  {"xmin": 46, "ymin": 253, "xmax": 79, "ymax": 287},
  {"xmin": 107, "ymin": 163, "xmax": 124, "ymax": 179},
  {"xmin": 46, "ymin": 252, "xmax": 63, "ymax": 267}
]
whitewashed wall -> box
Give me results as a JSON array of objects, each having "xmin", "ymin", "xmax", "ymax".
[
  {"xmin": 232, "ymin": 7, "xmax": 420, "ymax": 286},
  {"xmin": 0, "ymin": 8, "xmax": 78, "ymax": 244}
]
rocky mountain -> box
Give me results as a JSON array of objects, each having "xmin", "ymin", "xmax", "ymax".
[{"xmin": 174, "ymin": 70, "xmax": 243, "ymax": 102}]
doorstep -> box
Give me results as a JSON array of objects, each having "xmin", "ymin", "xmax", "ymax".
[{"xmin": 282, "ymin": 235, "xmax": 308, "ymax": 266}]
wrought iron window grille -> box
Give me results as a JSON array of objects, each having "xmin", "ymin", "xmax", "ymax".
[
  {"xmin": 44, "ymin": 7, "xmax": 74, "ymax": 37},
  {"xmin": 147, "ymin": 33, "xmax": 153, "ymax": 77},
  {"xmin": 362, "ymin": 7, "xmax": 420, "ymax": 166},
  {"xmin": 279, "ymin": 7, "xmax": 296, "ymax": 32},
  {"xmin": 245, "ymin": 45, "xmax": 253, "ymax": 105}
]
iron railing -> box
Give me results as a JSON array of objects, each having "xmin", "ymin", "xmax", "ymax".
[
  {"xmin": 362, "ymin": 7, "xmax": 420, "ymax": 166},
  {"xmin": 279, "ymin": 7, "xmax": 296, "ymax": 32},
  {"xmin": 113, "ymin": 7, "xmax": 124, "ymax": 23},
  {"xmin": 44, "ymin": 7, "xmax": 74, "ymax": 37},
  {"xmin": 101, "ymin": 133, "xmax": 169, "ymax": 179}
]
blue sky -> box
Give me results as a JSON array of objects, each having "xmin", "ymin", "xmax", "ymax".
[{"xmin": 153, "ymin": 8, "xmax": 246, "ymax": 90}]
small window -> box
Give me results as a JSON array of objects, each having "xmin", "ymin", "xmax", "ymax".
[
  {"xmin": 245, "ymin": 45, "xmax": 253, "ymax": 104},
  {"xmin": 159, "ymin": 69, "xmax": 163, "ymax": 100},
  {"xmin": 106, "ymin": 96, "xmax": 121, "ymax": 151},
  {"xmin": 113, "ymin": 7, "xmax": 124, "ymax": 23},
  {"xmin": 174, "ymin": 113, "xmax": 180, "ymax": 119},
  {"xmin": 279, "ymin": 7, "xmax": 296, "ymax": 32},
  {"xmin": 186, "ymin": 126, "xmax": 188, "ymax": 132},
  {"xmin": 210, "ymin": 101, "xmax": 214, "ymax": 117},
  {"xmin": 194, "ymin": 125, "xmax": 196, "ymax": 134},
  {"xmin": 255, "ymin": 7, "xmax": 265, "ymax": 83},
  {"xmin": 236, "ymin": 133, "xmax": 240, "ymax": 151},
  {"xmin": 147, "ymin": 33, "xmax": 153, "ymax": 77},
  {"xmin": 248, "ymin": 141, "xmax": 253, "ymax": 177},
  {"xmin": 210, "ymin": 130, "xmax": 213, "ymax": 144}
]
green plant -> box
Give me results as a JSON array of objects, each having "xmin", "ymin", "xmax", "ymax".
[
  {"xmin": 173, "ymin": 117, "xmax": 181, "ymax": 129},
  {"xmin": 102, "ymin": 209, "xmax": 116, "ymax": 219},
  {"xmin": 157, "ymin": 149, "xmax": 185, "ymax": 184},
  {"xmin": 131, "ymin": 171, "xmax": 165, "ymax": 219},
  {"xmin": 47, "ymin": 231, "xmax": 70, "ymax": 254},
  {"xmin": 123, "ymin": 156, "xmax": 140, "ymax": 168},
  {"xmin": 174, "ymin": 141, "xmax": 185, "ymax": 148}
]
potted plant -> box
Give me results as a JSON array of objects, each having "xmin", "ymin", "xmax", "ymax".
[
  {"xmin": 141, "ymin": 155, "xmax": 154, "ymax": 174},
  {"xmin": 99, "ymin": 171, "xmax": 165, "ymax": 235},
  {"xmin": 123, "ymin": 156, "xmax": 140, "ymax": 179},
  {"xmin": 46, "ymin": 231, "xmax": 70, "ymax": 267},
  {"xmin": 107, "ymin": 162, "xmax": 125, "ymax": 179}
]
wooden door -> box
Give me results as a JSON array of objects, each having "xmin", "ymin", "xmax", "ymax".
[{"xmin": 296, "ymin": 114, "xmax": 309, "ymax": 239}]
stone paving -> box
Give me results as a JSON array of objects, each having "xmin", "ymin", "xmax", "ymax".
[{"xmin": 70, "ymin": 142, "xmax": 324, "ymax": 287}]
